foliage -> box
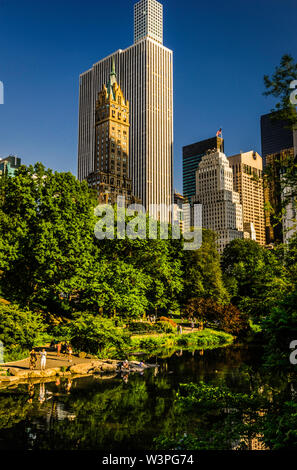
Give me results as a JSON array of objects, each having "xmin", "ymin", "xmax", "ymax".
[
  {"xmin": 221, "ymin": 239, "xmax": 289, "ymax": 320},
  {"xmin": 155, "ymin": 382, "xmax": 267, "ymax": 450},
  {"xmin": 130, "ymin": 329, "xmax": 233, "ymax": 356},
  {"xmin": 182, "ymin": 229, "xmax": 229, "ymax": 305},
  {"xmin": 67, "ymin": 313, "xmax": 131, "ymax": 358},
  {"xmin": 0, "ymin": 303, "xmax": 45, "ymax": 360},
  {"xmin": 0, "ymin": 163, "xmax": 98, "ymax": 313},
  {"xmin": 262, "ymin": 288, "xmax": 297, "ymax": 368},
  {"xmin": 263, "ymin": 53, "xmax": 297, "ymax": 130},
  {"xmin": 175, "ymin": 329, "xmax": 233, "ymax": 348},
  {"xmin": 183, "ymin": 297, "xmax": 248, "ymax": 335},
  {"xmin": 0, "ymin": 163, "xmax": 184, "ymax": 319},
  {"xmin": 159, "ymin": 316, "xmax": 177, "ymax": 327},
  {"xmin": 263, "ymin": 54, "xmax": 297, "ymax": 229}
]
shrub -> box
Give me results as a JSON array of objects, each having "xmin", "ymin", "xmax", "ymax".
[
  {"xmin": 0, "ymin": 303, "xmax": 45, "ymax": 361},
  {"xmin": 67, "ymin": 314, "xmax": 131, "ymax": 358},
  {"xmin": 155, "ymin": 321, "xmax": 176, "ymax": 334},
  {"xmin": 159, "ymin": 316, "xmax": 177, "ymax": 327},
  {"xmin": 127, "ymin": 322, "xmax": 155, "ymax": 334}
]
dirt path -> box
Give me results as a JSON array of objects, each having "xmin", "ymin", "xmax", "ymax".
[{"xmin": 1, "ymin": 347, "xmax": 93, "ymax": 371}]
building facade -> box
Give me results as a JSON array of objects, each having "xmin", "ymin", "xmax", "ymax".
[
  {"xmin": 173, "ymin": 191, "xmax": 185, "ymax": 233},
  {"xmin": 0, "ymin": 155, "xmax": 21, "ymax": 177},
  {"xmin": 86, "ymin": 60, "xmax": 139, "ymax": 206},
  {"xmin": 78, "ymin": 0, "xmax": 173, "ymax": 221},
  {"xmin": 228, "ymin": 151, "xmax": 266, "ymax": 246},
  {"xmin": 193, "ymin": 150, "xmax": 243, "ymax": 253},
  {"xmin": 134, "ymin": 0, "xmax": 163, "ymax": 44},
  {"xmin": 182, "ymin": 136, "xmax": 224, "ymax": 203},
  {"xmin": 260, "ymin": 112, "xmax": 294, "ymax": 168}
]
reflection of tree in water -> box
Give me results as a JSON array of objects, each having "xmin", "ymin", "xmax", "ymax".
[
  {"xmin": 0, "ymin": 349, "xmax": 297, "ymax": 450},
  {"xmin": 26, "ymin": 375, "xmax": 178, "ymax": 450},
  {"xmin": 155, "ymin": 371, "xmax": 297, "ymax": 450}
]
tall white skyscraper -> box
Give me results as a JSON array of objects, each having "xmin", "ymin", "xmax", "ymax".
[
  {"xmin": 134, "ymin": 0, "xmax": 163, "ymax": 44},
  {"xmin": 78, "ymin": 0, "xmax": 173, "ymax": 221},
  {"xmin": 193, "ymin": 151, "xmax": 244, "ymax": 252}
]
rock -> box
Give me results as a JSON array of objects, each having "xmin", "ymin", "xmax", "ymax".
[
  {"xmin": 69, "ymin": 363, "xmax": 92, "ymax": 375},
  {"xmin": 100, "ymin": 363, "xmax": 117, "ymax": 372},
  {"xmin": 8, "ymin": 368, "xmax": 29, "ymax": 378},
  {"xmin": 26, "ymin": 368, "xmax": 60, "ymax": 378}
]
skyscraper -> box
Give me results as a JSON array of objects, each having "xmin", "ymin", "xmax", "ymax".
[
  {"xmin": 260, "ymin": 112, "xmax": 294, "ymax": 167},
  {"xmin": 78, "ymin": 0, "xmax": 173, "ymax": 221},
  {"xmin": 134, "ymin": 0, "xmax": 163, "ymax": 44},
  {"xmin": 228, "ymin": 151, "xmax": 266, "ymax": 246},
  {"xmin": 193, "ymin": 150, "xmax": 243, "ymax": 253},
  {"xmin": 86, "ymin": 60, "xmax": 138, "ymax": 206},
  {"xmin": 182, "ymin": 136, "xmax": 224, "ymax": 203}
]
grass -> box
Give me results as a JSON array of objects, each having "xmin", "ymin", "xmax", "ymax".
[{"xmin": 129, "ymin": 328, "xmax": 233, "ymax": 356}]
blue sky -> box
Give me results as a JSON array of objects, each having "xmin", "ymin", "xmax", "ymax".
[{"xmin": 0, "ymin": 0, "xmax": 296, "ymax": 193}]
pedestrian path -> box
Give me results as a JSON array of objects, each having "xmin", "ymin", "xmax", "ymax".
[{"xmin": 1, "ymin": 347, "xmax": 92, "ymax": 371}]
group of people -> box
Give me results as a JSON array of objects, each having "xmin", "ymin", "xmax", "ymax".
[
  {"xmin": 29, "ymin": 341, "xmax": 73, "ymax": 371},
  {"xmin": 53, "ymin": 341, "xmax": 73, "ymax": 361},
  {"xmin": 29, "ymin": 348, "xmax": 47, "ymax": 370},
  {"xmin": 147, "ymin": 314, "xmax": 156, "ymax": 323}
]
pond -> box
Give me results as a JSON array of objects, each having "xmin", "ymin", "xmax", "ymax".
[{"xmin": 0, "ymin": 344, "xmax": 295, "ymax": 450}]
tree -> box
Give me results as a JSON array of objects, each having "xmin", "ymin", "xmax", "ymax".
[
  {"xmin": 263, "ymin": 54, "xmax": 297, "ymax": 228},
  {"xmin": 183, "ymin": 229, "xmax": 229, "ymax": 305},
  {"xmin": 263, "ymin": 54, "xmax": 297, "ymax": 130},
  {"xmin": 262, "ymin": 288, "xmax": 297, "ymax": 369},
  {"xmin": 183, "ymin": 297, "xmax": 248, "ymax": 335},
  {"xmin": 0, "ymin": 163, "xmax": 98, "ymax": 313},
  {"xmin": 221, "ymin": 239, "xmax": 289, "ymax": 320},
  {"xmin": 0, "ymin": 303, "xmax": 45, "ymax": 358}
]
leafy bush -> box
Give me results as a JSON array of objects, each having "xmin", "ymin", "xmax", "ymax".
[
  {"xmin": 67, "ymin": 314, "xmax": 131, "ymax": 358},
  {"xmin": 127, "ymin": 321, "xmax": 155, "ymax": 334},
  {"xmin": 159, "ymin": 316, "xmax": 177, "ymax": 327},
  {"xmin": 155, "ymin": 321, "xmax": 176, "ymax": 334},
  {"xmin": 0, "ymin": 303, "xmax": 45, "ymax": 361}
]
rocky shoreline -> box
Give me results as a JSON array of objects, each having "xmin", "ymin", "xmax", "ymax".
[{"xmin": 0, "ymin": 359, "xmax": 157, "ymax": 388}]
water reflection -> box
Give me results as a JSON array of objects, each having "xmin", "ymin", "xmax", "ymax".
[{"xmin": 0, "ymin": 345, "xmax": 296, "ymax": 450}]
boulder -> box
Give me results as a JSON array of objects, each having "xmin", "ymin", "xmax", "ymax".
[
  {"xmin": 100, "ymin": 363, "xmax": 117, "ymax": 372},
  {"xmin": 69, "ymin": 363, "xmax": 91, "ymax": 375},
  {"xmin": 8, "ymin": 368, "xmax": 29, "ymax": 378}
]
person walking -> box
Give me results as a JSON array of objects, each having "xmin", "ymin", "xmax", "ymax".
[
  {"xmin": 40, "ymin": 349, "xmax": 47, "ymax": 370},
  {"xmin": 67, "ymin": 344, "xmax": 73, "ymax": 362},
  {"xmin": 57, "ymin": 342, "xmax": 62, "ymax": 357},
  {"xmin": 29, "ymin": 348, "xmax": 38, "ymax": 370}
]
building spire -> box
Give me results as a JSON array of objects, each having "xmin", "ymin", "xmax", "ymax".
[
  {"xmin": 110, "ymin": 56, "xmax": 117, "ymax": 85},
  {"xmin": 107, "ymin": 56, "xmax": 117, "ymax": 99}
]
